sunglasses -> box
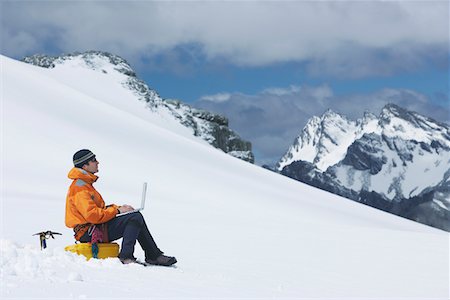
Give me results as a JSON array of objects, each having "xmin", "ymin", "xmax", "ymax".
[{"xmin": 89, "ymin": 157, "xmax": 98, "ymax": 163}]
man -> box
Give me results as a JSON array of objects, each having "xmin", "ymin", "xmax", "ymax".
[{"xmin": 65, "ymin": 149, "xmax": 177, "ymax": 266}]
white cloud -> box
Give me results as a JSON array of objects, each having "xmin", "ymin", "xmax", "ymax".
[
  {"xmin": 1, "ymin": 1, "xmax": 448, "ymax": 77},
  {"xmin": 199, "ymin": 93, "xmax": 232, "ymax": 103},
  {"xmin": 262, "ymin": 85, "xmax": 302, "ymax": 96}
]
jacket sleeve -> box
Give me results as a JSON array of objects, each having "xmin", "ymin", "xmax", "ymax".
[{"xmin": 74, "ymin": 190, "xmax": 118, "ymax": 224}]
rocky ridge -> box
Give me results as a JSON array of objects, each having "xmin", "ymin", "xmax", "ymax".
[{"xmin": 23, "ymin": 51, "xmax": 254, "ymax": 163}]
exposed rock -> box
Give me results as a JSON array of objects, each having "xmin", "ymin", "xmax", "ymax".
[
  {"xmin": 164, "ymin": 100, "xmax": 254, "ymax": 163},
  {"xmin": 341, "ymin": 133, "xmax": 387, "ymax": 175}
]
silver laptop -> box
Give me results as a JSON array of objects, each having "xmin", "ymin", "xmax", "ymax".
[{"xmin": 117, "ymin": 182, "xmax": 147, "ymax": 217}]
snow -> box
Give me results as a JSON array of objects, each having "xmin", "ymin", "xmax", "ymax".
[
  {"xmin": 277, "ymin": 110, "xmax": 383, "ymax": 172},
  {"xmin": 37, "ymin": 55, "xmax": 203, "ymax": 142},
  {"xmin": 278, "ymin": 102, "xmax": 450, "ymax": 204},
  {"xmin": 1, "ymin": 54, "xmax": 449, "ymax": 299},
  {"xmin": 277, "ymin": 113, "xmax": 362, "ymax": 172},
  {"xmin": 433, "ymin": 199, "xmax": 449, "ymax": 210},
  {"xmin": 333, "ymin": 137, "xmax": 450, "ymax": 201},
  {"xmin": 381, "ymin": 106, "xmax": 450, "ymax": 148}
]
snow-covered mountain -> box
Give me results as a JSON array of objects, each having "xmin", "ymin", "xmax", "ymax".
[
  {"xmin": 277, "ymin": 109, "xmax": 380, "ymax": 171},
  {"xmin": 22, "ymin": 51, "xmax": 254, "ymax": 163},
  {"xmin": 277, "ymin": 104, "xmax": 450, "ymax": 231},
  {"xmin": 2, "ymin": 54, "xmax": 449, "ymax": 299}
]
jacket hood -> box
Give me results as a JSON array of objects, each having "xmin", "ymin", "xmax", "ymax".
[{"xmin": 68, "ymin": 167, "xmax": 98, "ymax": 184}]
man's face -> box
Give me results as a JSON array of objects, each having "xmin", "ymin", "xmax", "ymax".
[{"xmin": 82, "ymin": 157, "xmax": 99, "ymax": 174}]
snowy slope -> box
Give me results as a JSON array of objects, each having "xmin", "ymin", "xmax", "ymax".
[
  {"xmin": 1, "ymin": 55, "xmax": 449, "ymax": 299},
  {"xmin": 22, "ymin": 52, "xmax": 254, "ymax": 162}
]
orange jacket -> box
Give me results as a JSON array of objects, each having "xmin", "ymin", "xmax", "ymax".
[{"xmin": 65, "ymin": 167, "xmax": 119, "ymax": 234}]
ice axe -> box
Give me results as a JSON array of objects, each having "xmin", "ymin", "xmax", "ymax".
[{"xmin": 33, "ymin": 231, "xmax": 62, "ymax": 250}]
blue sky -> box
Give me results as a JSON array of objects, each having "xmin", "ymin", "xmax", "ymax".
[
  {"xmin": 2, "ymin": 1, "xmax": 449, "ymax": 165},
  {"xmin": 143, "ymin": 56, "xmax": 449, "ymax": 106}
]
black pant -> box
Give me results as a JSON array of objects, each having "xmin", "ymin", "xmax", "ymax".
[{"xmin": 80, "ymin": 212, "xmax": 163, "ymax": 260}]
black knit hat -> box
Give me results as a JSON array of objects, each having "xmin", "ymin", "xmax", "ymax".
[{"xmin": 73, "ymin": 149, "xmax": 96, "ymax": 167}]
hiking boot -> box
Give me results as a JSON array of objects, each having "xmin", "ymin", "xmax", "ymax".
[
  {"xmin": 145, "ymin": 255, "xmax": 177, "ymax": 266},
  {"xmin": 120, "ymin": 257, "xmax": 137, "ymax": 265}
]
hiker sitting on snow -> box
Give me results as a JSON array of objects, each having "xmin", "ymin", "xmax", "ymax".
[{"xmin": 65, "ymin": 149, "xmax": 177, "ymax": 266}]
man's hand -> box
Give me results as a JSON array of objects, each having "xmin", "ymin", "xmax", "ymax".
[{"xmin": 118, "ymin": 205, "xmax": 135, "ymax": 214}]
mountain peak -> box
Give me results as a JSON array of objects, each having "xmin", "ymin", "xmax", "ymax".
[
  {"xmin": 321, "ymin": 108, "xmax": 345, "ymax": 120},
  {"xmin": 378, "ymin": 103, "xmax": 450, "ymax": 147},
  {"xmin": 380, "ymin": 103, "xmax": 410, "ymax": 120},
  {"xmin": 23, "ymin": 51, "xmax": 136, "ymax": 77},
  {"xmin": 383, "ymin": 103, "xmax": 402, "ymax": 112},
  {"xmin": 277, "ymin": 109, "xmax": 358, "ymax": 172},
  {"xmin": 22, "ymin": 51, "xmax": 162, "ymax": 110},
  {"xmin": 363, "ymin": 111, "xmax": 377, "ymax": 120},
  {"xmin": 379, "ymin": 103, "xmax": 438, "ymax": 127},
  {"xmin": 323, "ymin": 108, "xmax": 335, "ymax": 115},
  {"xmin": 278, "ymin": 103, "xmax": 450, "ymax": 173}
]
